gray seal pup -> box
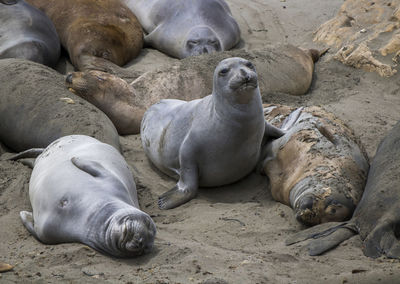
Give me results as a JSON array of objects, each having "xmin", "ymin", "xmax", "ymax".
[
  {"xmin": 141, "ymin": 57, "xmax": 284, "ymax": 209},
  {"xmin": 123, "ymin": 0, "xmax": 240, "ymax": 58},
  {"xmin": 0, "ymin": 0, "xmax": 60, "ymax": 67},
  {"xmin": 15, "ymin": 135, "xmax": 156, "ymax": 257},
  {"xmin": 262, "ymin": 104, "xmax": 369, "ymax": 226},
  {"xmin": 26, "ymin": 0, "xmax": 143, "ymax": 76},
  {"xmin": 0, "ymin": 58, "xmax": 120, "ymax": 152},
  {"xmin": 286, "ymin": 120, "xmax": 400, "ymax": 259}
]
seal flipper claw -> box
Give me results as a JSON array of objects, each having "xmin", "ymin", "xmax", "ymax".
[
  {"xmin": 20, "ymin": 211, "xmax": 39, "ymax": 240},
  {"xmin": 158, "ymin": 185, "xmax": 197, "ymax": 210}
]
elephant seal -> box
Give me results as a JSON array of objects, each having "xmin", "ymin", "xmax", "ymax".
[
  {"xmin": 0, "ymin": 58, "xmax": 120, "ymax": 152},
  {"xmin": 25, "ymin": 0, "xmax": 143, "ymax": 74},
  {"xmin": 16, "ymin": 135, "xmax": 156, "ymax": 257},
  {"xmin": 0, "ymin": 0, "xmax": 60, "ymax": 67},
  {"xmin": 286, "ymin": 120, "xmax": 400, "ymax": 259},
  {"xmin": 141, "ymin": 57, "xmax": 284, "ymax": 209},
  {"xmin": 123, "ymin": 0, "xmax": 240, "ymax": 58},
  {"xmin": 65, "ymin": 46, "xmax": 323, "ymax": 135},
  {"xmin": 262, "ymin": 104, "xmax": 369, "ymax": 226}
]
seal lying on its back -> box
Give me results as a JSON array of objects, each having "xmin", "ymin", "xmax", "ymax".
[
  {"xmin": 123, "ymin": 0, "xmax": 240, "ymax": 58},
  {"xmin": 141, "ymin": 57, "xmax": 284, "ymax": 209},
  {"xmin": 26, "ymin": 0, "xmax": 143, "ymax": 74},
  {"xmin": 0, "ymin": 59, "xmax": 120, "ymax": 152},
  {"xmin": 262, "ymin": 105, "xmax": 369, "ymax": 226},
  {"xmin": 16, "ymin": 135, "xmax": 156, "ymax": 257},
  {"xmin": 0, "ymin": 0, "xmax": 60, "ymax": 67},
  {"xmin": 286, "ymin": 120, "xmax": 400, "ymax": 259}
]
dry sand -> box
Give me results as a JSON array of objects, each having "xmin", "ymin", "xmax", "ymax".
[{"xmin": 1, "ymin": 0, "xmax": 400, "ymax": 283}]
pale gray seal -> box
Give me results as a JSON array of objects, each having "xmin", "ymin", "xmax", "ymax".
[
  {"xmin": 141, "ymin": 57, "xmax": 284, "ymax": 209},
  {"xmin": 123, "ymin": 0, "xmax": 240, "ymax": 58},
  {"xmin": 16, "ymin": 135, "xmax": 156, "ymax": 257},
  {"xmin": 286, "ymin": 120, "xmax": 400, "ymax": 259},
  {"xmin": 0, "ymin": 0, "xmax": 60, "ymax": 67}
]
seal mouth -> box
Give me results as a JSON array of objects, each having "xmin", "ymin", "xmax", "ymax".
[{"xmin": 230, "ymin": 78, "xmax": 258, "ymax": 90}]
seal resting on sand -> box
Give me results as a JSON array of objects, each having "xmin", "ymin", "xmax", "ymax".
[
  {"xmin": 65, "ymin": 46, "xmax": 323, "ymax": 135},
  {"xmin": 122, "ymin": 0, "xmax": 240, "ymax": 58},
  {"xmin": 0, "ymin": 58, "xmax": 120, "ymax": 152},
  {"xmin": 25, "ymin": 0, "xmax": 143, "ymax": 74},
  {"xmin": 262, "ymin": 104, "xmax": 369, "ymax": 226},
  {"xmin": 286, "ymin": 120, "xmax": 400, "ymax": 259},
  {"xmin": 0, "ymin": 0, "xmax": 60, "ymax": 67},
  {"xmin": 141, "ymin": 57, "xmax": 284, "ymax": 209},
  {"xmin": 14, "ymin": 135, "xmax": 156, "ymax": 257}
]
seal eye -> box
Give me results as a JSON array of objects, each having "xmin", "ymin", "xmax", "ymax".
[
  {"xmin": 219, "ymin": 67, "xmax": 230, "ymax": 76},
  {"xmin": 187, "ymin": 40, "xmax": 198, "ymax": 47},
  {"xmin": 245, "ymin": 62, "xmax": 255, "ymax": 70}
]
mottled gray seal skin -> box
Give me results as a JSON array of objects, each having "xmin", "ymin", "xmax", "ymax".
[
  {"xmin": 0, "ymin": 59, "xmax": 120, "ymax": 152},
  {"xmin": 141, "ymin": 57, "xmax": 284, "ymax": 209},
  {"xmin": 286, "ymin": 120, "xmax": 400, "ymax": 259},
  {"xmin": 0, "ymin": 0, "xmax": 60, "ymax": 67},
  {"xmin": 123, "ymin": 0, "xmax": 240, "ymax": 58},
  {"xmin": 19, "ymin": 135, "xmax": 156, "ymax": 257}
]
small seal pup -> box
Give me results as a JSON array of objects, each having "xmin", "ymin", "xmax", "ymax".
[
  {"xmin": 286, "ymin": 120, "xmax": 400, "ymax": 259},
  {"xmin": 262, "ymin": 104, "xmax": 369, "ymax": 226},
  {"xmin": 15, "ymin": 135, "xmax": 156, "ymax": 257},
  {"xmin": 25, "ymin": 0, "xmax": 143, "ymax": 75},
  {"xmin": 123, "ymin": 0, "xmax": 240, "ymax": 58},
  {"xmin": 141, "ymin": 57, "xmax": 284, "ymax": 209},
  {"xmin": 0, "ymin": 0, "xmax": 60, "ymax": 67}
]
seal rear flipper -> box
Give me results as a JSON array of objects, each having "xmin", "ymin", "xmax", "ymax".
[
  {"xmin": 20, "ymin": 211, "xmax": 40, "ymax": 240},
  {"xmin": 285, "ymin": 221, "xmax": 349, "ymax": 245},
  {"xmin": 308, "ymin": 227, "xmax": 356, "ymax": 256}
]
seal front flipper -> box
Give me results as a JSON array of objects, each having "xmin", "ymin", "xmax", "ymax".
[
  {"xmin": 71, "ymin": 156, "xmax": 109, "ymax": 178},
  {"xmin": 77, "ymin": 55, "xmax": 141, "ymax": 81},
  {"xmin": 20, "ymin": 211, "xmax": 40, "ymax": 240},
  {"xmin": 363, "ymin": 219, "xmax": 400, "ymax": 259},
  {"xmin": 5, "ymin": 148, "xmax": 44, "ymax": 168}
]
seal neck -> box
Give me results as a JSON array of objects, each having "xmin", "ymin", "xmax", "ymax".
[
  {"xmin": 212, "ymin": 87, "xmax": 263, "ymax": 122},
  {"xmin": 84, "ymin": 201, "xmax": 136, "ymax": 257}
]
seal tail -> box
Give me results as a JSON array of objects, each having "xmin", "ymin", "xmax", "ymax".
[
  {"xmin": 308, "ymin": 48, "xmax": 329, "ymax": 63},
  {"xmin": 286, "ymin": 221, "xmax": 357, "ymax": 256},
  {"xmin": 20, "ymin": 211, "xmax": 40, "ymax": 241}
]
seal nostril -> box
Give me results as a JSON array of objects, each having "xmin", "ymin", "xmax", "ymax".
[
  {"xmin": 299, "ymin": 196, "xmax": 314, "ymax": 210},
  {"xmin": 66, "ymin": 74, "xmax": 73, "ymax": 84},
  {"xmin": 203, "ymin": 47, "xmax": 208, "ymax": 54}
]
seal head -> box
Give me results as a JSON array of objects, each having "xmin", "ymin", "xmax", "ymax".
[
  {"xmin": 105, "ymin": 209, "xmax": 156, "ymax": 257},
  {"xmin": 183, "ymin": 26, "xmax": 221, "ymax": 57}
]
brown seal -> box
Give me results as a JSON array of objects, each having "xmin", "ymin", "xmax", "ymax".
[
  {"xmin": 262, "ymin": 104, "xmax": 369, "ymax": 226},
  {"xmin": 26, "ymin": 0, "xmax": 143, "ymax": 74},
  {"xmin": 66, "ymin": 46, "xmax": 324, "ymax": 135}
]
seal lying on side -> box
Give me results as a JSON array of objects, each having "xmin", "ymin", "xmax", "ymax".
[
  {"xmin": 141, "ymin": 57, "xmax": 284, "ymax": 209},
  {"xmin": 0, "ymin": 0, "xmax": 60, "ymax": 67},
  {"xmin": 25, "ymin": 0, "xmax": 143, "ymax": 74},
  {"xmin": 0, "ymin": 58, "xmax": 120, "ymax": 152},
  {"xmin": 262, "ymin": 105, "xmax": 369, "ymax": 226},
  {"xmin": 286, "ymin": 120, "xmax": 400, "ymax": 259},
  {"xmin": 66, "ymin": 46, "xmax": 322, "ymax": 135},
  {"xmin": 123, "ymin": 0, "xmax": 240, "ymax": 58},
  {"xmin": 14, "ymin": 135, "xmax": 156, "ymax": 257}
]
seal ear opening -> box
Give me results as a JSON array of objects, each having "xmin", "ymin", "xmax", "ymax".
[{"xmin": 71, "ymin": 157, "xmax": 108, "ymax": 178}]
